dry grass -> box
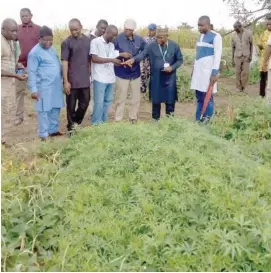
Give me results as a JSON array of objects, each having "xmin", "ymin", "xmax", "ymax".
[{"xmin": 53, "ymin": 27, "xmax": 232, "ymax": 49}]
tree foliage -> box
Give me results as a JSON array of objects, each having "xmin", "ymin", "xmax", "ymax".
[{"xmin": 224, "ymin": 0, "xmax": 271, "ymax": 24}]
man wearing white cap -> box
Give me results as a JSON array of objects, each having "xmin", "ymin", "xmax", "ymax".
[{"xmin": 114, "ymin": 19, "xmax": 146, "ymax": 123}]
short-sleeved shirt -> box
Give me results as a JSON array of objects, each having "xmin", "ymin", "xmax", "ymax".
[
  {"xmin": 232, "ymin": 29, "xmax": 253, "ymax": 58},
  {"xmin": 90, "ymin": 36, "xmax": 119, "ymax": 84},
  {"xmin": 61, "ymin": 34, "xmax": 91, "ymax": 89}
]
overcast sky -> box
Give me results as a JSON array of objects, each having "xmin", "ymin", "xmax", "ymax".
[{"xmin": 1, "ymin": 0, "xmax": 258, "ymax": 30}]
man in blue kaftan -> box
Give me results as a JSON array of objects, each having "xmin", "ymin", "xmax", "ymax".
[
  {"xmin": 28, "ymin": 26, "xmax": 64, "ymax": 141},
  {"xmin": 124, "ymin": 27, "xmax": 183, "ymax": 120}
]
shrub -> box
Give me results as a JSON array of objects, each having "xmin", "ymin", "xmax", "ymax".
[
  {"xmin": 249, "ymin": 62, "xmax": 260, "ymax": 85},
  {"xmin": 209, "ymin": 99, "xmax": 271, "ymax": 165},
  {"xmin": 177, "ymin": 69, "xmax": 194, "ymax": 102}
]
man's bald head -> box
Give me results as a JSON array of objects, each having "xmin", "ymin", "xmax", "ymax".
[
  {"xmin": 198, "ymin": 15, "xmax": 211, "ymax": 34},
  {"xmin": 234, "ymin": 21, "xmax": 242, "ymax": 33},
  {"xmin": 1, "ymin": 18, "xmax": 18, "ymax": 40}
]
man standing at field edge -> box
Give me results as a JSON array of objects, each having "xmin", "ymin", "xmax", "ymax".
[
  {"xmin": 1, "ymin": 18, "xmax": 27, "ymax": 146},
  {"xmin": 232, "ymin": 21, "xmax": 253, "ymax": 93},
  {"xmin": 190, "ymin": 16, "xmax": 222, "ymax": 121},
  {"xmin": 16, "ymin": 8, "xmax": 40, "ymax": 125},
  {"xmin": 87, "ymin": 19, "xmax": 108, "ymax": 116},
  {"xmin": 114, "ymin": 19, "xmax": 146, "ymax": 123},
  {"xmin": 61, "ymin": 19, "xmax": 91, "ymax": 135}
]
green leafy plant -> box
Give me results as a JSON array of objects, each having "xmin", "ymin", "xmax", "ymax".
[
  {"xmin": 249, "ymin": 62, "xmax": 260, "ymax": 85},
  {"xmin": 2, "ymin": 107, "xmax": 271, "ymax": 271}
]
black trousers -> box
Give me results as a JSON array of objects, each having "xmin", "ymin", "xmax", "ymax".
[
  {"xmin": 260, "ymin": 71, "xmax": 268, "ymax": 97},
  {"xmin": 66, "ymin": 88, "xmax": 90, "ymax": 131},
  {"xmin": 152, "ymin": 103, "xmax": 175, "ymax": 120}
]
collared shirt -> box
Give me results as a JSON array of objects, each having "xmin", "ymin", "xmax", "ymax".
[
  {"xmin": 89, "ymin": 30, "xmax": 98, "ymax": 43},
  {"xmin": 114, "ymin": 32, "xmax": 146, "ymax": 80},
  {"xmin": 90, "ymin": 36, "xmax": 119, "ymax": 84},
  {"xmin": 258, "ymin": 29, "xmax": 271, "ymax": 71},
  {"xmin": 232, "ymin": 29, "xmax": 253, "ymax": 58},
  {"xmin": 143, "ymin": 35, "xmax": 156, "ymax": 44},
  {"xmin": 17, "ymin": 22, "xmax": 40, "ymax": 67},
  {"xmin": 61, "ymin": 34, "xmax": 91, "ymax": 89}
]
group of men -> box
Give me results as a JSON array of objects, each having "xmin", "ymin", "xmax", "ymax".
[
  {"xmin": 1, "ymin": 8, "xmax": 222, "ymax": 145},
  {"xmin": 232, "ymin": 17, "xmax": 271, "ymax": 102}
]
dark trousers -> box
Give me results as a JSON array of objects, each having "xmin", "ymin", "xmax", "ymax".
[
  {"xmin": 260, "ymin": 71, "xmax": 268, "ymax": 97},
  {"xmin": 66, "ymin": 88, "xmax": 90, "ymax": 131},
  {"xmin": 152, "ymin": 103, "xmax": 175, "ymax": 120}
]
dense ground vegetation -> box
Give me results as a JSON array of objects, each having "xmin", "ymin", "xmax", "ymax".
[
  {"xmin": 2, "ymin": 99, "xmax": 271, "ymax": 271},
  {"xmin": 1, "ymin": 23, "xmax": 267, "ymax": 272}
]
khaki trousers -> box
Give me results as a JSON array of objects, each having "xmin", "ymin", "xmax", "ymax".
[
  {"xmin": 267, "ymin": 70, "xmax": 271, "ymax": 103},
  {"xmin": 235, "ymin": 56, "xmax": 250, "ymax": 90},
  {"xmin": 15, "ymin": 79, "xmax": 27, "ymax": 121},
  {"xmin": 1, "ymin": 78, "xmax": 16, "ymax": 143},
  {"xmin": 114, "ymin": 77, "xmax": 141, "ymax": 121}
]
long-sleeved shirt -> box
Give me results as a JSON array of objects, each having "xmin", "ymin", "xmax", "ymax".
[
  {"xmin": 190, "ymin": 31, "xmax": 222, "ymax": 93},
  {"xmin": 134, "ymin": 40, "xmax": 183, "ymax": 103},
  {"xmin": 17, "ymin": 22, "xmax": 40, "ymax": 67},
  {"xmin": 28, "ymin": 44, "xmax": 64, "ymax": 112},
  {"xmin": 14, "ymin": 41, "xmax": 21, "ymax": 64},
  {"xmin": 114, "ymin": 32, "xmax": 146, "ymax": 80},
  {"xmin": 232, "ymin": 29, "xmax": 253, "ymax": 58}
]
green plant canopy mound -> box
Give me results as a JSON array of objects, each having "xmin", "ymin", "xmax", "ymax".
[{"xmin": 2, "ymin": 118, "xmax": 271, "ymax": 271}]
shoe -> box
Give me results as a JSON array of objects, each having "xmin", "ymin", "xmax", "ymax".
[
  {"xmin": 129, "ymin": 119, "xmax": 137, "ymax": 124},
  {"xmin": 68, "ymin": 130, "xmax": 75, "ymax": 137},
  {"xmin": 49, "ymin": 132, "xmax": 64, "ymax": 137},
  {"xmin": 40, "ymin": 137, "xmax": 48, "ymax": 142},
  {"xmin": 15, "ymin": 118, "xmax": 24, "ymax": 126}
]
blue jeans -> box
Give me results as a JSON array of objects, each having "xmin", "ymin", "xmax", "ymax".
[
  {"xmin": 195, "ymin": 90, "xmax": 214, "ymax": 121},
  {"xmin": 92, "ymin": 80, "xmax": 114, "ymax": 125},
  {"xmin": 37, "ymin": 108, "xmax": 60, "ymax": 138}
]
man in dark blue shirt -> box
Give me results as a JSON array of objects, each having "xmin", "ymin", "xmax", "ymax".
[{"xmin": 114, "ymin": 19, "xmax": 146, "ymax": 123}]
